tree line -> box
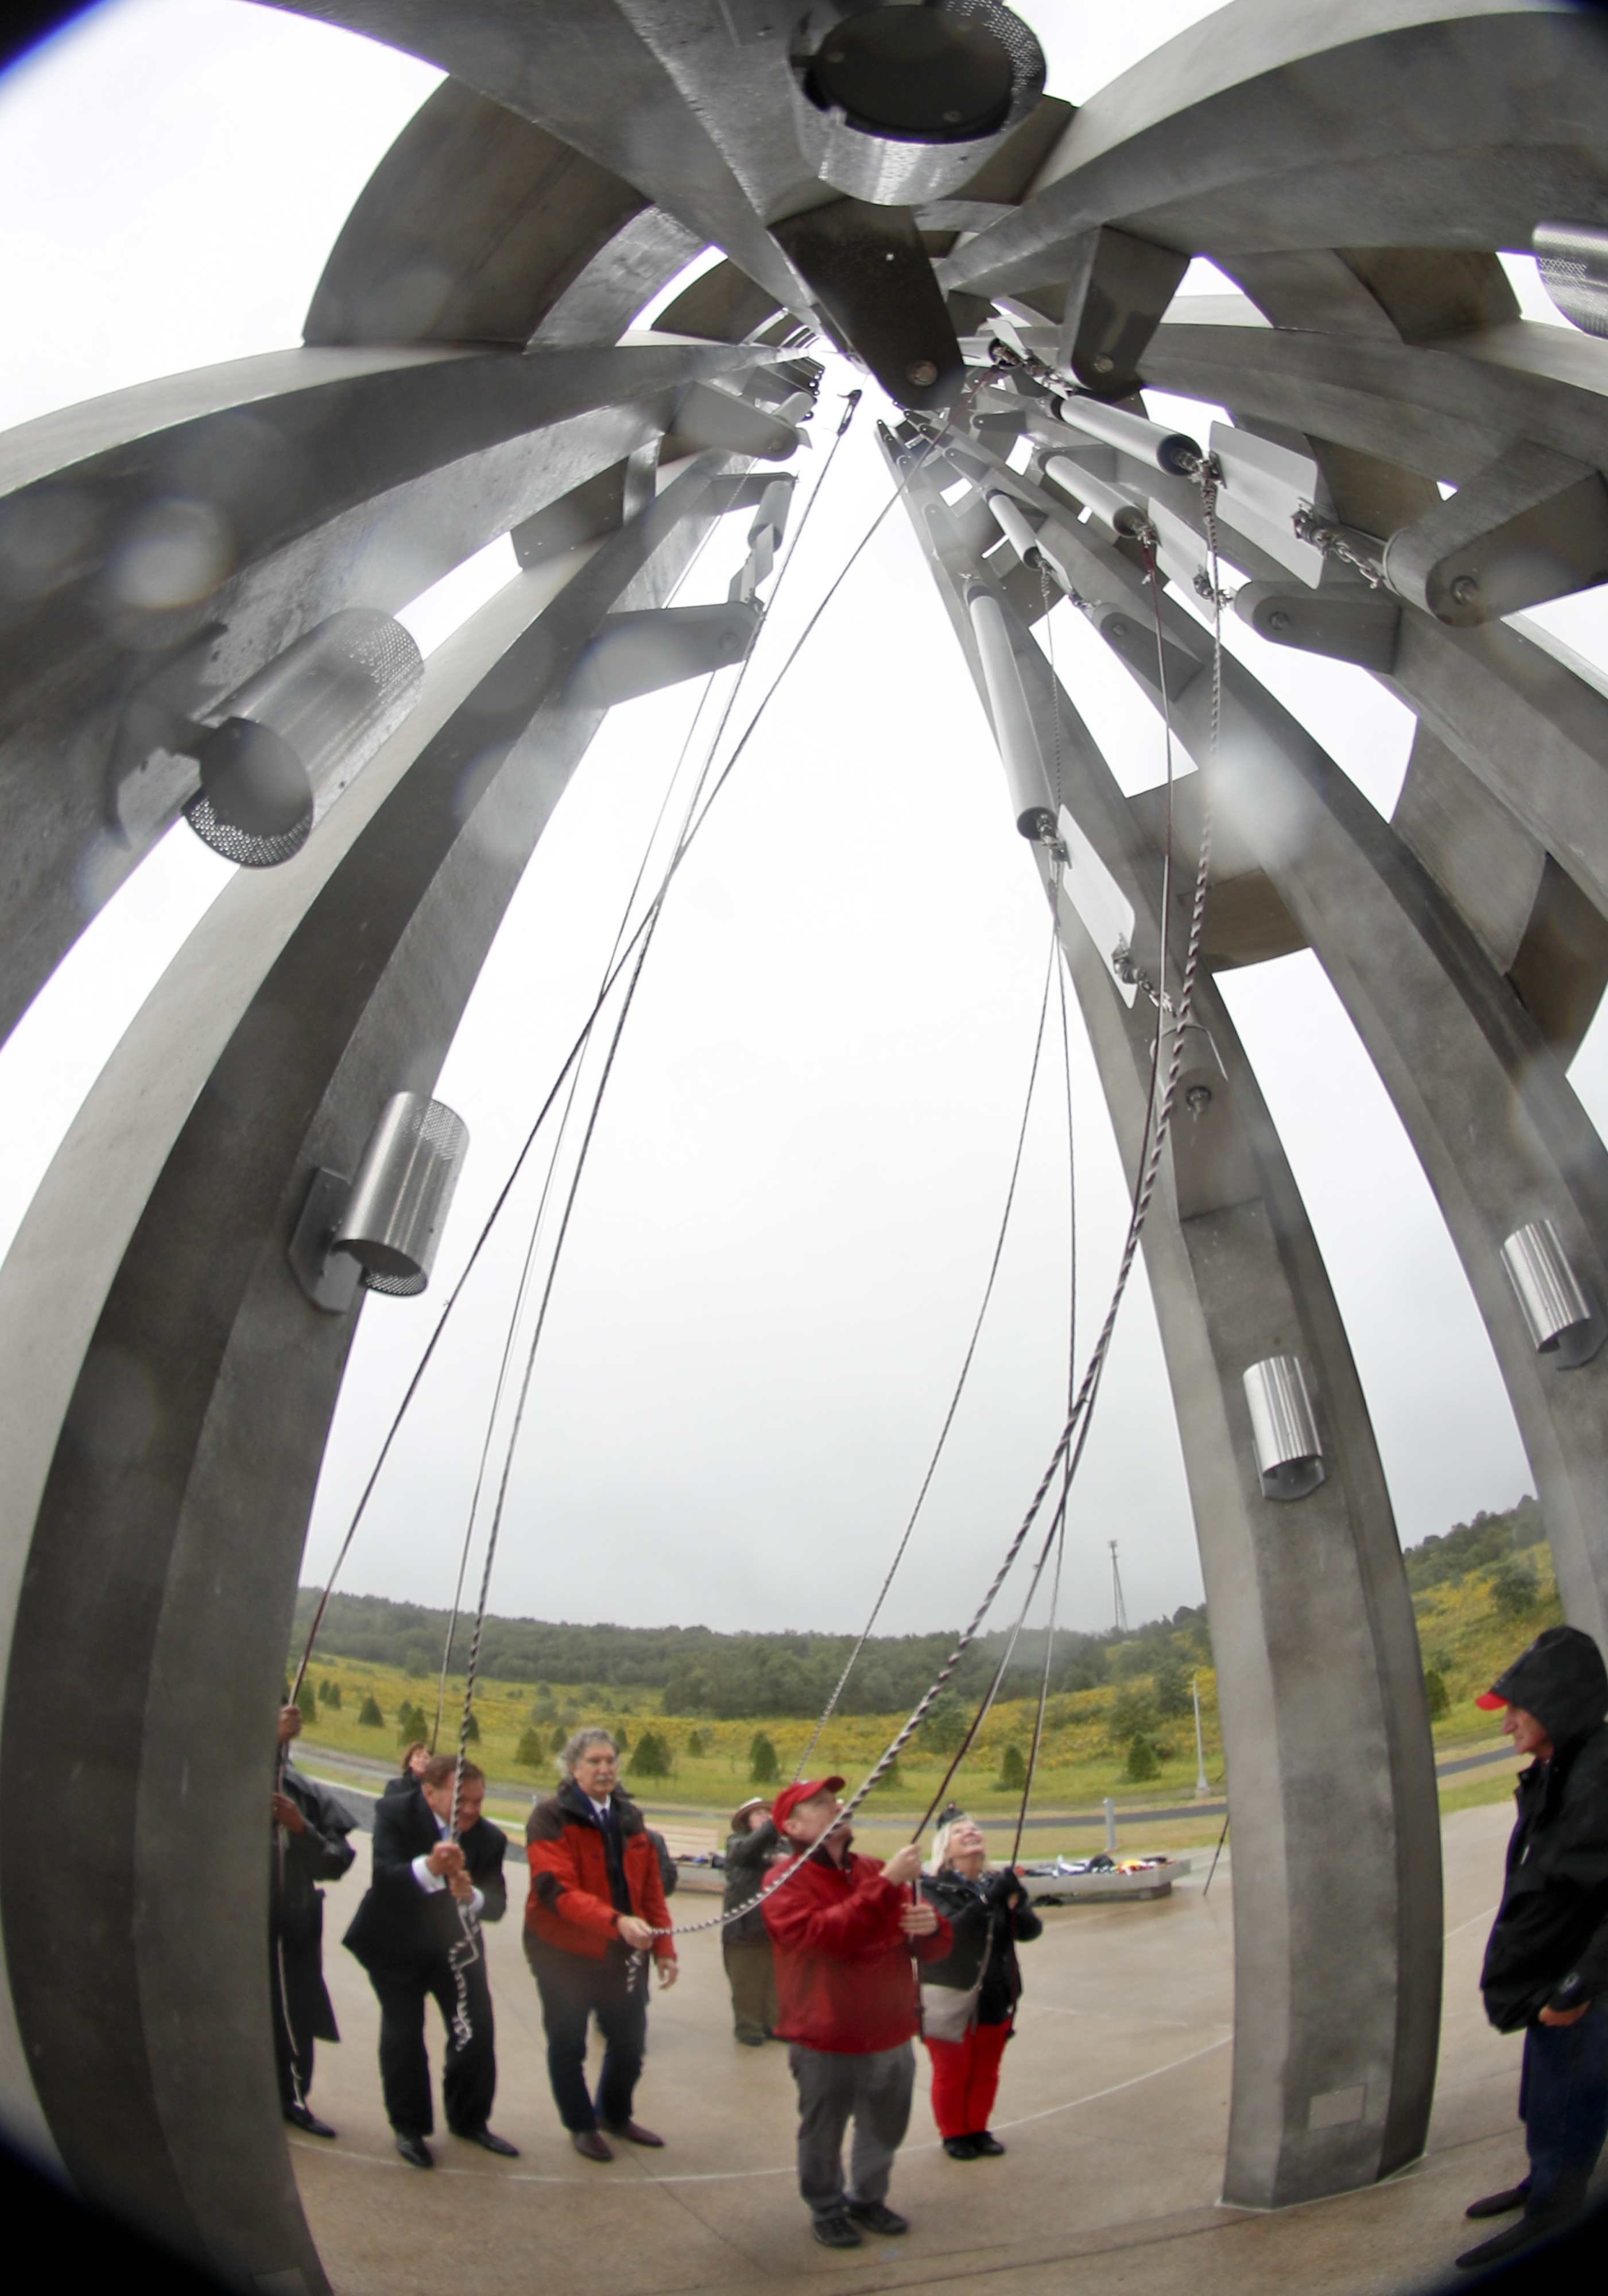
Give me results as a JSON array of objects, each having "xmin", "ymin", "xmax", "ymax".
[{"xmin": 290, "ymin": 1586, "xmax": 1211, "ymax": 1718}]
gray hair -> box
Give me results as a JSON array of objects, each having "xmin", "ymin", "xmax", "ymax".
[
  {"xmin": 559, "ymin": 1725, "xmax": 618, "ymax": 1778},
  {"xmin": 928, "ymin": 1813, "xmax": 983, "ymax": 1876}
]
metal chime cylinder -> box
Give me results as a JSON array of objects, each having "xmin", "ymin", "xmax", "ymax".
[
  {"xmin": 788, "ymin": 0, "xmax": 1045, "ymax": 206},
  {"xmin": 1533, "ymin": 220, "xmax": 1608, "ymax": 337},
  {"xmin": 185, "ymin": 608, "xmax": 424, "ymax": 866},
  {"xmin": 985, "ymin": 488, "xmax": 1044, "ymax": 568},
  {"xmin": 1242, "ymin": 1355, "xmax": 1326, "ymax": 1500},
  {"xmin": 966, "ymin": 584, "xmax": 1056, "ymax": 837},
  {"xmin": 1042, "ymin": 455, "xmax": 1152, "ymax": 542},
  {"xmin": 1501, "ymin": 1218, "xmax": 1604, "ymax": 1366},
  {"xmin": 331, "ymin": 1092, "xmax": 470, "ymax": 1297},
  {"xmin": 1053, "ymin": 395, "xmax": 1202, "ymax": 478}
]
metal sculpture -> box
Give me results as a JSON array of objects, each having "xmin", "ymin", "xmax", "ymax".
[{"xmin": 3, "ymin": 2, "xmax": 1608, "ymax": 2283}]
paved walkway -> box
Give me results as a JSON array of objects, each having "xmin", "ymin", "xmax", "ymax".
[{"xmin": 290, "ymin": 1802, "xmax": 1534, "ymax": 2295}]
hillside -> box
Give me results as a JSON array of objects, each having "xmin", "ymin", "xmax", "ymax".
[{"xmin": 290, "ymin": 1494, "xmax": 1560, "ymax": 1818}]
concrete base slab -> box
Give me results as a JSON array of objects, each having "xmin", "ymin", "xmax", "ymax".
[{"xmin": 292, "ymin": 1804, "xmax": 1531, "ymax": 2294}]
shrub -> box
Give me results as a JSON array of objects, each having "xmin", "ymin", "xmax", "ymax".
[
  {"xmin": 1152, "ymin": 1657, "xmax": 1193, "ymax": 1719},
  {"xmin": 1125, "ymin": 1736, "xmax": 1159, "ymax": 1783},
  {"xmin": 631, "ymin": 1730, "xmax": 673, "ymax": 1779},
  {"xmin": 516, "ymin": 1728, "xmax": 545, "ymax": 1768},
  {"xmin": 1491, "ymin": 1557, "xmax": 1540, "ymax": 1620},
  {"xmin": 615, "ymin": 1723, "xmax": 632, "ymax": 1752},
  {"xmin": 686, "ymin": 1729, "xmax": 704, "ymax": 1758},
  {"xmin": 749, "ymin": 1733, "xmax": 779, "ymax": 1785},
  {"xmin": 1423, "ymin": 1669, "xmax": 1450, "ymax": 1721},
  {"xmin": 549, "ymin": 1724, "xmax": 567, "ymax": 1754},
  {"xmin": 358, "ymin": 1694, "xmax": 384, "ymax": 1728},
  {"xmin": 463, "ymin": 1709, "xmax": 480, "ymax": 1744},
  {"xmin": 295, "ymin": 1682, "xmax": 316, "ymax": 1725},
  {"xmin": 998, "ymin": 1743, "xmax": 1026, "ymax": 1791},
  {"xmin": 317, "ymin": 1678, "xmax": 339, "ymax": 1707},
  {"xmin": 869, "ymin": 1755, "xmax": 901, "ymax": 1790},
  {"xmin": 396, "ymin": 1699, "xmax": 425, "ymax": 1740},
  {"xmin": 918, "ymin": 1691, "xmax": 968, "ymax": 1753},
  {"xmin": 1109, "ymin": 1685, "xmax": 1158, "ymax": 1747}
]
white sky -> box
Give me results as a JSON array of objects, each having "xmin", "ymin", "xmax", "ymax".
[{"xmin": 5, "ymin": 0, "xmax": 1604, "ymax": 1642}]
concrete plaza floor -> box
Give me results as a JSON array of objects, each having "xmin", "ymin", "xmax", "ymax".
[{"xmin": 290, "ymin": 1802, "xmax": 1531, "ymax": 2295}]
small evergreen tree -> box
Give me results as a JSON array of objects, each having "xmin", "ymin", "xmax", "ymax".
[
  {"xmin": 631, "ymin": 1730, "xmax": 673, "ymax": 1779},
  {"xmin": 516, "ymin": 1728, "xmax": 545, "ymax": 1768},
  {"xmin": 359, "ymin": 1694, "xmax": 384, "ymax": 1728},
  {"xmin": 749, "ymin": 1733, "xmax": 778, "ymax": 1784},
  {"xmin": 324, "ymin": 1680, "xmax": 342, "ymax": 1711},
  {"xmin": 686, "ymin": 1729, "xmax": 704, "ymax": 1758},
  {"xmin": 296, "ymin": 1681, "xmax": 316, "ymax": 1726},
  {"xmin": 615, "ymin": 1722, "xmax": 632, "ymax": 1752},
  {"xmin": 463, "ymin": 1709, "xmax": 480, "ymax": 1743},
  {"xmin": 1125, "ymin": 1735, "xmax": 1158, "ymax": 1782},
  {"xmin": 998, "ymin": 1743, "xmax": 1027, "ymax": 1791},
  {"xmin": 549, "ymin": 1724, "xmax": 567, "ymax": 1753},
  {"xmin": 869, "ymin": 1755, "xmax": 901, "ymax": 1790},
  {"xmin": 1423, "ymin": 1669, "xmax": 1450, "ymax": 1721}
]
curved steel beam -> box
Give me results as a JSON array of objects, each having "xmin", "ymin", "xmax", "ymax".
[{"xmin": 942, "ymin": 1, "xmax": 1607, "ymax": 297}]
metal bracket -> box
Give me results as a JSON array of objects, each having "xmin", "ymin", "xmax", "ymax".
[{"xmin": 287, "ymin": 1168, "xmax": 362, "ymax": 1314}]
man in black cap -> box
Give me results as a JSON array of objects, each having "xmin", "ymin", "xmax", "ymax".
[{"xmin": 1457, "ymin": 1623, "xmax": 1608, "ymax": 2270}]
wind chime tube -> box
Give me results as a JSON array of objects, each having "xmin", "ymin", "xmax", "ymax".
[
  {"xmin": 332, "ymin": 1092, "xmax": 470, "ymax": 1297},
  {"xmin": 1501, "ymin": 1218, "xmax": 1604, "ymax": 1365},
  {"xmin": 966, "ymin": 584, "xmax": 1056, "ymax": 837},
  {"xmin": 1042, "ymin": 455, "xmax": 1151, "ymax": 541},
  {"xmin": 1052, "ymin": 394, "xmax": 1202, "ymax": 476},
  {"xmin": 1242, "ymin": 1355, "xmax": 1326, "ymax": 1500},
  {"xmin": 985, "ymin": 488, "xmax": 1044, "ymax": 568}
]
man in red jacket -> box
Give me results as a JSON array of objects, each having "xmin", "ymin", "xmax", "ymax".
[
  {"xmin": 525, "ymin": 1728, "xmax": 677, "ymax": 2161},
  {"xmin": 762, "ymin": 1777, "xmax": 952, "ymax": 2248}
]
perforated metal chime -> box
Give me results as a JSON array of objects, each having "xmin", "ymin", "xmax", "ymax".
[
  {"xmin": 289, "ymin": 1092, "xmax": 469, "ymax": 1312},
  {"xmin": 1501, "ymin": 1218, "xmax": 1605, "ymax": 1367},
  {"xmin": 1533, "ymin": 221, "xmax": 1608, "ymax": 338},
  {"xmin": 1242, "ymin": 1355, "xmax": 1326, "ymax": 1500},
  {"xmin": 184, "ymin": 608, "xmax": 423, "ymax": 866}
]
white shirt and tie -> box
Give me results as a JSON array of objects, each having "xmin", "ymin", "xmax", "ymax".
[{"xmin": 410, "ymin": 1808, "xmax": 485, "ymax": 1918}]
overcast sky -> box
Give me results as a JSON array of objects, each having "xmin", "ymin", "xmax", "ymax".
[{"xmin": 4, "ymin": 0, "xmax": 1604, "ymax": 1645}]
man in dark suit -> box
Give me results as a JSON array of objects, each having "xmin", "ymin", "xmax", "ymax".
[
  {"xmin": 343, "ymin": 1752, "xmax": 517, "ymax": 2168},
  {"xmin": 271, "ymin": 1701, "xmax": 357, "ymax": 2139}
]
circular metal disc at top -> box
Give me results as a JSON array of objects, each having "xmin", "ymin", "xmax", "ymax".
[{"xmin": 806, "ymin": 7, "xmax": 1015, "ymax": 141}]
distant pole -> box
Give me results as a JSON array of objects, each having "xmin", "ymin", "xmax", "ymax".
[
  {"xmin": 1103, "ymin": 1794, "xmax": 1117, "ymax": 1856},
  {"xmin": 1192, "ymin": 1673, "xmax": 1209, "ymax": 1798},
  {"xmin": 1109, "ymin": 1539, "xmax": 1129, "ymax": 1634}
]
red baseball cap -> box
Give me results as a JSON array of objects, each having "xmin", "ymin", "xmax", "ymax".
[
  {"xmin": 772, "ymin": 1777, "xmax": 846, "ymax": 1830},
  {"xmin": 1475, "ymin": 1690, "xmax": 1508, "ymax": 1711}
]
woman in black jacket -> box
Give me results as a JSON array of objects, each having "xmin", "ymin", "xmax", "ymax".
[{"xmin": 919, "ymin": 1811, "xmax": 1041, "ymax": 2158}]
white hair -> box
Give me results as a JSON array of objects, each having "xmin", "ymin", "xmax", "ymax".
[
  {"xmin": 559, "ymin": 1725, "xmax": 617, "ymax": 1778},
  {"xmin": 928, "ymin": 1813, "xmax": 985, "ymax": 1876}
]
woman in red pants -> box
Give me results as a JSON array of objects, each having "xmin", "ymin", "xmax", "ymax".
[{"xmin": 919, "ymin": 1812, "xmax": 1042, "ymax": 2159}]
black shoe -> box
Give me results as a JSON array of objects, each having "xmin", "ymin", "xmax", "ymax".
[
  {"xmin": 572, "ymin": 2129, "xmax": 614, "ymax": 2162},
  {"xmin": 456, "ymin": 2126, "xmax": 519, "ymax": 2157},
  {"xmin": 394, "ymin": 2132, "xmax": 433, "ymax": 2169},
  {"xmin": 970, "ymin": 2131, "xmax": 1006, "ymax": 2156},
  {"xmin": 812, "ymin": 2214, "xmax": 863, "ymax": 2249},
  {"xmin": 284, "ymin": 2104, "xmax": 336, "ymax": 2139},
  {"xmin": 846, "ymin": 2201, "xmax": 909, "ymax": 2236},
  {"xmin": 735, "ymin": 2031, "xmax": 765, "ymax": 2047},
  {"xmin": 602, "ymin": 2119, "xmax": 664, "ymax": 2147},
  {"xmin": 1464, "ymin": 2181, "xmax": 1529, "ymax": 2220},
  {"xmin": 1455, "ymin": 2212, "xmax": 1570, "ymax": 2271},
  {"xmin": 943, "ymin": 2136, "xmax": 981, "ymax": 2159}
]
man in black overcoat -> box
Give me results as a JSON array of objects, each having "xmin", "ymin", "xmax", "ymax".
[
  {"xmin": 271, "ymin": 1702, "xmax": 357, "ymax": 2139},
  {"xmin": 343, "ymin": 1752, "xmax": 518, "ymax": 2168},
  {"xmin": 1457, "ymin": 1625, "xmax": 1608, "ymax": 2269}
]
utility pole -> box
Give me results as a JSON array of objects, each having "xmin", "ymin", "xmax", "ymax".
[
  {"xmin": 1193, "ymin": 1673, "xmax": 1210, "ymax": 1798},
  {"xmin": 1109, "ymin": 1539, "xmax": 1129, "ymax": 1635}
]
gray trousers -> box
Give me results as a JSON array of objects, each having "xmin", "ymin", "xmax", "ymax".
[{"xmin": 789, "ymin": 2041, "xmax": 915, "ymax": 2219}]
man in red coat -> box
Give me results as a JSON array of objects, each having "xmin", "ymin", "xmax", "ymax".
[
  {"xmin": 525, "ymin": 1728, "xmax": 677, "ymax": 2161},
  {"xmin": 762, "ymin": 1777, "xmax": 952, "ymax": 2249}
]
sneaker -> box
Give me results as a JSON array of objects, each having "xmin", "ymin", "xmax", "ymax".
[
  {"xmin": 812, "ymin": 2213, "xmax": 863, "ymax": 2249},
  {"xmin": 845, "ymin": 2200, "xmax": 909, "ymax": 2236}
]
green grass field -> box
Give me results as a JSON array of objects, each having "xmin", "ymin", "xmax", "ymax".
[{"xmin": 293, "ymin": 1540, "xmax": 1556, "ymax": 1845}]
